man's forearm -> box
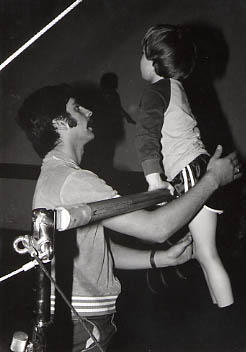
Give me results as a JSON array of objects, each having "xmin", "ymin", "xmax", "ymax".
[
  {"xmin": 110, "ymin": 234, "xmax": 192, "ymax": 269},
  {"xmin": 110, "ymin": 240, "xmax": 151, "ymax": 269},
  {"xmin": 103, "ymin": 171, "xmax": 218, "ymax": 243}
]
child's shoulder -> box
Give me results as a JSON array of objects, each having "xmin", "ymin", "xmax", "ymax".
[
  {"xmin": 144, "ymin": 79, "xmax": 170, "ymax": 95},
  {"xmin": 142, "ymin": 79, "xmax": 171, "ymax": 103},
  {"xmin": 151, "ymin": 78, "xmax": 170, "ymax": 91}
]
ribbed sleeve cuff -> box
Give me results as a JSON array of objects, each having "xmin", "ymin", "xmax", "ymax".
[{"xmin": 142, "ymin": 159, "xmax": 163, "ymax": 176}]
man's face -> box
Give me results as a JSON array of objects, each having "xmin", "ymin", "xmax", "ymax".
[{"xmin": 66, "ymin": 97, "xmax": 94, "ymax": 143}]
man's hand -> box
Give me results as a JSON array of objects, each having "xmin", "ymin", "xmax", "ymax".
[
  {"xmin": 154, "ymin": 233, "xmax": 193, "ymax": 267},
  {"xmin": 206, "ymin": 145, "xmax": 242, "ymax": 188}
]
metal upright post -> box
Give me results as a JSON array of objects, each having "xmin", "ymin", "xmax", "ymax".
[{"xmin": 27, "ymin": 209, "xmax": 55, "ymax": 352}]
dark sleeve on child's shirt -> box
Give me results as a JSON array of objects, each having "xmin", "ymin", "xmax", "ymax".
[{"xmin": 135, "ymin": 79, "xmax": 170, "ymax": 176}]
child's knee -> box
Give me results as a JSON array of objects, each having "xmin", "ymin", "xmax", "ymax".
[{"xmin": 195, "ymin": 248, "xmax": 219, "ymax": 265}]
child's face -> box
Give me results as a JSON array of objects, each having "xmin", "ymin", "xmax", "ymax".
[{"xmin": 140, "ymin": 53, "xmax": 154, "ymax": 82}]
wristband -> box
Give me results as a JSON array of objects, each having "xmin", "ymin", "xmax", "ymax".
[{"xmin": 150, "ymin": 249, "xmax": 157, "ymax": 269}]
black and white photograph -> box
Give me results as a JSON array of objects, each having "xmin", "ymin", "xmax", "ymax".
[{"xmin": 0, "ymin": 1, "xmax": 246, "ymax": 351}]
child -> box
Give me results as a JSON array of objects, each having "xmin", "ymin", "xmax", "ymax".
[{"xmin": 136, "ymin": 24, "xmax": 234, "ymax": 307}]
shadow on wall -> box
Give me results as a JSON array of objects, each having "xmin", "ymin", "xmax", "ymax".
[
  {"xmin": 183, "ymin": 21, "xmax": 246, "ymax": 253},
  {"xmin": 183, "ymin": 21, "xmax": 234, "ymax": 156},
  {"xmin": 73, "ymin": 73, "xmax": 136, "ymax": 182}
]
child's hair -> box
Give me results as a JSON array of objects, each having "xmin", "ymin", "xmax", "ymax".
[
  {"xmin": 17, "ymin": 84, "xmax": 76, "ymax": 158},
  {"xmin": 142, "ymin": 24, "xmax": 197, "ymax": 80}
]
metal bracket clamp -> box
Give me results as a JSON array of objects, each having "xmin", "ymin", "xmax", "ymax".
[{"xmin": 13, "ymin": 209, "xmax": 55, "ymax": 263}]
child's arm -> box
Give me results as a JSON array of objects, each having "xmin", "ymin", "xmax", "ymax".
[
  {"xmin": 136, "ymin": 81, "xmax": 172, "ymax": 191},
  {"xmin": 146, "ymin": 172, "xmax": 174, "ymax": 194},
  {"xmin": 136, "ymin": 87, "xmax": 165, "ymax": 177}
]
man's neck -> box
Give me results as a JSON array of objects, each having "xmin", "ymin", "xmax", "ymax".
[{"xmin": 53, "ymin": 143, "xmax": 84, "ymax": 165}]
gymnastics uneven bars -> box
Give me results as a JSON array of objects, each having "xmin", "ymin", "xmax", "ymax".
[
  {"xmin": 0, "ymin": 0, "xmax": 83, "ymax": 72},
  {"xmin": 55, "ymin": 188, "xmax": 175, "ymax": 231},
  {"xmin": 9, "ymin": 190, "xmax": 174, "ymax": 351}
]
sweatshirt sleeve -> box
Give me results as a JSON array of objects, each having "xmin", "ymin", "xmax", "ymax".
[
  {"xmin": 135, "ymin": 82, "xmax": 169, "ymax": 176},
  {"xmin": 60, "ymin": 170, "xmax": 118, "ymax": 205}
]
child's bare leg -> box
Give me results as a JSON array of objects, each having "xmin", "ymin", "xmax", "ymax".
[
  {"xmin": 189, "ymin": 207, "xmax": 234, "ymax": 308},
  {"xmin": 201, "ymin": 265, "xmax": 217, "ymax": 304}
]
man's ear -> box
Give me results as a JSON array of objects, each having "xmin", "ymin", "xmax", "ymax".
[{"xmin": 52, "ymin": 118, "xmax": 69, "ymax": 131}]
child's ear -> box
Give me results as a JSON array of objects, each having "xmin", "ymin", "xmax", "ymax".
[{"xmin": 52, "ymin": 118, "xmax": 69, "ymax": 131}]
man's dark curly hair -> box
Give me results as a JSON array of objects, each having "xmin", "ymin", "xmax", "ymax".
[
  {"xmin": 142, "ymin": 24, "xmax": 197, "ymax": 80},
  {"xmin": 17, "ymin": 84, "xmax": 76, "ymax": 158}
]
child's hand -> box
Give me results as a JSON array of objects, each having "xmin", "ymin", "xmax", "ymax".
[
  {"xmin": 146, "ymin": 173, "xmax": 175, "ymax": 195},
  {"xmin": 149, "ymin": 180, "xmax": 174, "ymax": 195}
]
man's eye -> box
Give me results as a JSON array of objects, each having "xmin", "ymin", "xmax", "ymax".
[{"xmin": 74, "ymin": 105, "xmax": 81, "ymax": 112}]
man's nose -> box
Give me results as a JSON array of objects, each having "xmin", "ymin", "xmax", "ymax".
[{"xmin": 78, "ymin": 105, "xmax": 93, "ymax": 118}]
